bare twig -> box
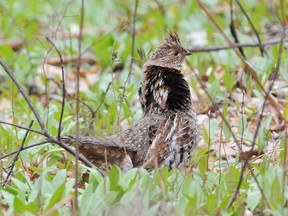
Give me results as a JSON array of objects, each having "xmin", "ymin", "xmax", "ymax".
[
  {"xmin": 46, "ymin": 55, "xmax": 95, "ymax": 66},
  {"xmin": 187, "ymin": 37, "xmax": 288, "ymax": 53},
  {"xmin": 91, "ymin": 82, "xmax": 112, "ymax": 119},
  {"xmin": 0, "ymin": 120, "xmax": 43, "ymax": 136},
  {"xmin": 45, "ymin": 78, "xmax": 111, "ymax": 130},
  {"xmin": 46, "ymin": 37, "xmax": 66, "ymax": 140},
  {"xmin": 230, "ymin": 0, "xmax": 246, "ymax": 58},
  {"xmin": 2, "ymin": 121, "xmax": 34, "ymax": 186},
  {"xmin": 236, "ymin": 0, "xmax": 267, "ymax": 57},
  {"xmin": 47, "ymin": 78, "xmax": 95, "ymax": 115},
  {"xmin": 1, "ymin": 141, "xmax": 50, "ymax": 160}
]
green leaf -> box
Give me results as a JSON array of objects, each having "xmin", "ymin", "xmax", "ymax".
[
  {"xmin": 52, "ymin": 170, "xmax": 67, "ymax": 188},
  {"xmin": 208, "ymin": 118, "xmax": 218, "ymax": 143},
  {"xmin": 284, "ymin": 105, "xmax": 288, "ymax": 120},
  {"xmin": 198, "ymin": 154, "xmax": 208, "ymax": 175},
  {"xmin": 223, "ymin": 68, "xmax": 235, "ymax": 93},
  {"xmin": 247, "ymin": 185, "xmax": 261, "ymax": 211},
  {"xmin": 119, "ymin": 168, "xmax": 138, "ymax": 189},
  {"xmin": 1, "ymin": 190, "xmax": 15, "ymax": 210},
  {"xmin": 246, "ymin": 57, "xmax": 273, "ymax": 76},
  {"xmin": 79, "ymin": 183, "xmax": 95, "ymax": 216},
  {"xmin": 0, "ymin": 45, "xmax": 15, "ymax": 59},
  {"xmin": 44, "ymin": 183, "xmax": 66, "ymax": 212},
  {"xmin": 14, "ymin": 196, "xmax": 25, "ymax": 214},
  {"xmin": 108, "ymin": 166, "xmax": 121, "ymax": 190},
  {"xmin": 26, "ymin": 201, "xmax": 38, "ymax": 214},
  {"xmin": 88, "ymin": 167, "xmax": 104, "ymax": 189},
  {"xmin": 206, "ymin": 193, "xmax": 216, "ymax": 214}
]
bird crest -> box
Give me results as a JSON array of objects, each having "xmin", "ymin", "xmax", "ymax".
[{"xmin": 144, "ymin": 32, "xmax": 190, "ymax": 70}]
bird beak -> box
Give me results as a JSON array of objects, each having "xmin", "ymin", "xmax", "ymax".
[{"xmin": 185, "ymin": 50, "xmax": 192, "ymax": 56}]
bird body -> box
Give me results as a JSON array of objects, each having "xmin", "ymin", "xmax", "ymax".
[
  {"xmin": 62, "ymin": 33, "xmax": 199, "ymax": 172},
  {"xmin": 62, "ymin": 114, "xmax": 165, "ymax": 172}
]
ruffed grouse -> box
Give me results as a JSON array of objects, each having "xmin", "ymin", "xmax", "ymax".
[{"xmin": 62, "ymin": 33, "xmax": 199, "ymax": 172}]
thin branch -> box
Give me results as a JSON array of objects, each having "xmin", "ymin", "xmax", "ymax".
[
  {"xmin": 46, "ymin": 37, "xmax": 66, "ymax": 140},
  {"xmin": 0, "ymin": 120, "xmax": 43, "ymax": 136},
  {"xmin": 230, "ymin": 0, "xmax": 246, "ymax": 58},
  {"xmin": 236, "ymin": 0, "xmax": 267, "ymax": 57},
  {"xmin": 91, "ymin": 82, "xmax": 112, "ymax": 119},
  {"xmin": 1, "ymin": 140, "xmax": 50, "ymax": 160},
  {"xmin": 45, "ymin": 55, "xmax": 95, "ymax": 66},
  {"xmin": 47, "ymin": 78, "xmax": 95, "ymax": 115},
  {"xmin": 2, "ymin": 121, "xmax": 34, "ymax": 186},
  {"xmin": 187, "ymin": 34, "xmax": 287, "ymax": 53}
]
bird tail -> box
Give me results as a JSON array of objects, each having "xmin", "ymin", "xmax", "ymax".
[{"xmin": 61, "ymin": 135, "xmax": 131, "ymax": 170}]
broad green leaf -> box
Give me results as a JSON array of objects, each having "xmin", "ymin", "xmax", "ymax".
[
  {"xmin": 79, "ymin": 183, "xmax": 95, "ymax": 216},
  {"xmin": 247, "ymin": 185, "xmax": 261, "ymax": 211},
  {"xmin": 88, "ymin": 167, "xmax": 104, "ymax": 189},
  {"xmin": 198, "ymin": 154, "xmax": 208, "ymax": 175},
  {"xmin": 52, "ymin": 170, "xmax": 67, "ymax": 188},
  {"xmin": 13, "ymin": 196, "xmax": 25, "ymax": 214},
  {"xmin": 44, "ymin": 183, "xmax": 66, "ymax": 212},
  {"xmin": 109, "ymin": 165, "xmax": 121, "ymax": 190}
]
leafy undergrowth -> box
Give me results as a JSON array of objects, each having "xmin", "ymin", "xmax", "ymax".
[
  {"xmin": 0, "ymin": 0, "xmax": 287, "ymax": 215},
  {"xmin": 1, "ymin": 160, "xmax": 287, "ymax": 215}
]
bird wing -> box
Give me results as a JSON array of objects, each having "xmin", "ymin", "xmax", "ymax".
[
  {"xmin": 142, "ymin": 111, "xmax": 199, "ymax": 171},
  {"xmin": 61, "ymin": 114, "xmax": 166, "ymax": 167},
  {"xmin": 61, "ymin": 135, "xmax": 127, "ymax": 167},
  {"xmin": 110, "ymin": 114, "xmax": 165, "ymax": 150}
]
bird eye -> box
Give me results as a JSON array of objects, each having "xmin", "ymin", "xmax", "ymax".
[{"xmin": 174, "ymin": 52, "xmax": 179, "ymax": 56}]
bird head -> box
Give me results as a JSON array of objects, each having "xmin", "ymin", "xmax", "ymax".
[{"xmin": 144, "ymin": 33, "xmax": 191, "ymax": 70}]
